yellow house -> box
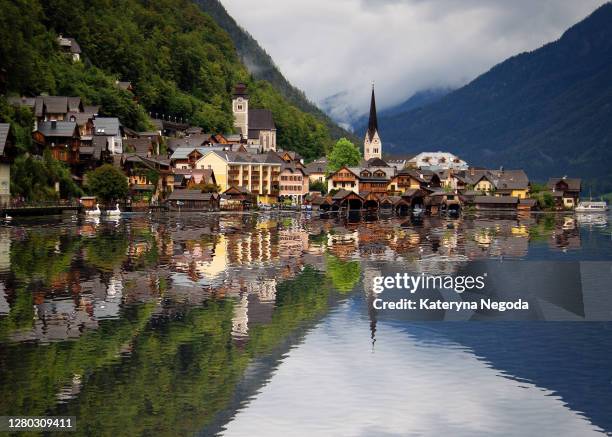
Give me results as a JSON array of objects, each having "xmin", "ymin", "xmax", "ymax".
[{"xmin": 195, "ymin": 150, "xmax": 282, "ymax": 204}]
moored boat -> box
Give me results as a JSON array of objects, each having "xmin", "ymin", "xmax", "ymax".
[{"xmin": 575, "ymin": 201, "xmax": 608, "ymax": 213}]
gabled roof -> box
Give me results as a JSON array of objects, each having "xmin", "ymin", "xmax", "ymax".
[
  {"xmin": 473, "ymin": 196, "xmax": 519, "ymax": 204},
  {"xmin": 67, "ymin": 97, "xmax": 82, "ymax": 112},
  {"xmin": 248, "ymin": 109, "xmax": 275, "ymax": 130},
  {"xmin": 66, "ymin": 112, "xmax": 94, "ymax": 126},
  {"xmin": 364, "ymin": 157, "xmax": 388, "ymax": 167},
  {"xmin": 125, "ymin": 138, "xmax": 153, "ymax": 154},
  {"xmin": 547, "ymin": 177, "xmax": 581, "ymax": 191},
  {"xmin": 305, "ymin": 158, "xmax": 327, "ymax": 174},
  {"xmin": 83, "ymin": 105, "xmax": 100, "ymax": 114},
  {"xmin": 491, "ymin": 169, "xmax": 529, "ymax": 190},
  {"xmin": 42, "ymin": 96, "xmax": 69, "ymax": 114},
  {"xmin": 94, "ymin": 117, "xmax": 120, "ymax": 136},
  {"xmin": 168, "ymin": 189, "xmax": 218, "ymax": 201},
  {"xmin": 329, "ymin": 165, "xmax": 359, "ymax": 178},
  {"xmin": 36, "ymin": 121, "xmax": 78, "ymax": 137},
  {"xmin": 332, "ymin": 189, "xmax": 363, "ymax": 201}
]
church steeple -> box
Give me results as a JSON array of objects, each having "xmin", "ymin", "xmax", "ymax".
[
  {"xmin": 367, "ymin": 84, "xmax": 378, "ymax": 141},
  {"xmin": 363, "ymin": 83, "xmax": 382, "ymax": 161}
]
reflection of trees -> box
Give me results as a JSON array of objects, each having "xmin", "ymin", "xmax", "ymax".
[
  {"xmin": 0, "ymin": 268, "xmax": 337, "ymax": 436},
  {"xmin": 84, "ymin": 231, "xmax": 129, "ymax": 272},
  {"xmin": 1, "ymin": 231, "xmax": 83, "ymax": 337},
  {"xmin": 0, "ymin": 303, "xmax": 157, "ymax": 417},
  {"xmin": 325, "ymin": 254, "xmax": 362, "ymax": 293}
]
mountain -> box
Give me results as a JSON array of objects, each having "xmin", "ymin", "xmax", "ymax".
[
  {"xmin": 0, "ymin": 0, "xmax": 338, "ymax": 160},
  {"xmin": 352, "ymin": 88, "xmax": 452, "ymax": 141},
  {"xmin": 381, "ymin": 3, "xmax": 612, "ymax": 194},
  {"xmin": 193, "ymin": 0, "xmax": 357, "ymax": 144}
]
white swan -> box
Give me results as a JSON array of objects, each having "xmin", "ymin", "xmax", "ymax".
[
  {"xmin": 86, "ymin": 203, "xmax": 101, "ymax": 216},
  {"xmin": 107, "ymin": 203, "xmax": 121, "ymax": 216},
  {"xmin": 4, "ymin": 213, "xmax": 12, "ymax": 222}
]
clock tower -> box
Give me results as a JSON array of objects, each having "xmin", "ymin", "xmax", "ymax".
[{"xmin": 232, "ymin": 83, "xmax": 249, "ymax": 138}]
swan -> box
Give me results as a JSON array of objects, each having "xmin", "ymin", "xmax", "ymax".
[
  {"xmin": 107, "ymin": 203, "xmax": 121, "ymax": 216},
  {"xmin": 86, "ymin": 203, "xmax": 101, "ymax": 216},
  {"xmin": 4, "ymin": 213, "xmax": 12, "ymax": 222}
]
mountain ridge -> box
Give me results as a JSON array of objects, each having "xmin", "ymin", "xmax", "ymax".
[{"xmin": 379, "ymin": 2, "xmax": 612, "ymax": 193}]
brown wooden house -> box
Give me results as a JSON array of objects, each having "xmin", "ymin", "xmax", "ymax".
[{"xmin": 33, "ymin": 121, "xmax": 81, "ymax": 163}]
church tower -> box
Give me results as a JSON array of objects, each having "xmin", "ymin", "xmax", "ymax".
[
  {"xmin": 363, "ymin": 84, "xmax": 382, "ymax": 161},
  {"xmin": 232, "ymin": 83, "xmax": 249, "ymax": 139}
]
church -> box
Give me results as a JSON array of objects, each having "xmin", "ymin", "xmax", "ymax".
[
  {"xmin": 363, "ymin": 84, "xmax": 382, "ymax": 161},
  {"xmin": 232, "ymin": 83, "xmax": 277, "ymax": 152}
]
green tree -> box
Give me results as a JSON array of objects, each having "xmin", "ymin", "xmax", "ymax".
[
  {"xmin": 310, "ymin": 180, "xmax": 327, "ymax": 194},
  {"xmin": 85, "ymin": 164, "xmax": 128, "ymax": 202},
  {"xmin": 327, "ymin": 138, "xmax": 361, "ymax": 173}
]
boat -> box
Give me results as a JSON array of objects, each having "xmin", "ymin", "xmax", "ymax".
[
  {"xmin": 86, "ymin": 204, "xmax": 101, "ymax": 216},
  {"xmin": 575, "ymin": 201, "xmax": 608, "ymax": 213},
  {"xmin": 107, "ymin": 203, "xmax": 121, "ymax": 216}
]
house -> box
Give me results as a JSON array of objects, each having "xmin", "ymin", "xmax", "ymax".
[
  {"xmin": 355, "ymin": 166, "xmax": 393, "ymax": 195},
  {"xmin": 33, "ymin": 121, "xmax": 81, "ymax": 164},
  {"xmin": 387, "ymin": 169, "xmax": 422, "ymax": 194},
  {"xmin": 407, "ymin": 151, "xmax": 468, "ymax": 171},
  {"xmin": 279, "ymin": 163, "xmax": 309, "ymax": 203},
  {"xmin": 331, "ymin": 189, "xmax": 364, "ymax": 211},
  {"xmin": 277, "ymin": 149, "xmax": 304, "ymax": 165},
  {"xmin": 472, "ymin": 196, "xmax": 519, "ymax": 211},
  {"xmin": 172, "ymin": 168, "xmax": 217, "ymax": 189},
  {"xmin": 305, "ymin": 158, "xmax": 327, "ymax": 184},
  {"xmin": 167, "ymin": 190, "xmax": 219, "ymax": 211},
  {"xmin": 310, "ymin": 195, "xmax": 333, "ymax": 212},
  {"xmin": 57, "ymin": 35, "xmax": 81, "ymax": 62},
  {"xmin": 195, "ymin": 150, "xmax": 283, "ymax": 204},
  {"xmin": 221, "ymin": 185, "xmax": 254, "ymax": 210},
  {"xmin": 122, "ymin": 154, "xmax": 173, "ymax": 201},
  {"xmin": 547, "ymin": 177, "xmax": 581, "ymax": 209},
  {"xmin": 0, "ymin": 123, "xmax": 16, "ymax": 206},
  {"xmin": 327, "ymin": 166, "xmax": 359, "ymax": 193},
  {"xmin": 490, "ymin": 169, "xmax": 530, "ymax": 198},
  {"xmin": 93, "ymin": 117, "xmax": 122, "ymax": 154},
  {"xmin": 125, "ymin": 138, "xmax": 155, "ymax": 156}
]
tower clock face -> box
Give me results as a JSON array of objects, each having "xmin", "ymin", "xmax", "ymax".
[{"xmin": 237, "ymin": 97, "xmax": 243, "ymax": 102}]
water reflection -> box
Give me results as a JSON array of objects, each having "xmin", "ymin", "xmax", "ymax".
[{"xmin": 0, "ymin": 211, "xmax": 610, "ymax": 436}]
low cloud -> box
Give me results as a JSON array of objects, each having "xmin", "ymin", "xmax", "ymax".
[{"xmin": 220, "ymin": 0, "xmax": 607, "ymax": 124}]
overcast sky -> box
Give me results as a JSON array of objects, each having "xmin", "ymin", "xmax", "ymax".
[{"xmin": 220, "ymin": 0, "xmax": 607, "ymax": 126}]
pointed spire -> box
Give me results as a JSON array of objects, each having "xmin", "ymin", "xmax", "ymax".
[{"xmin": 367, "ymin": 83, "xmax": 378, "ymax": 141}]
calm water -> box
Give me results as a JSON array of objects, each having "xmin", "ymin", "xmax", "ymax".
[{"xmin": 0, "ymin": 211, "xmax": 611, "ymax": 436}]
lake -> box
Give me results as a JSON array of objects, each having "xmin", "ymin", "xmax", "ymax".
[{"xmin": 0, "ymin": 211, "xmax": 611, "ymax": 436}]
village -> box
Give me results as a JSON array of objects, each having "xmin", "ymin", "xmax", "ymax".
[{"xmin": 0, "ymin": 39, "xmax": 585, "ymax": 216}]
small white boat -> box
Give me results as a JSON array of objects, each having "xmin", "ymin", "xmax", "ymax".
[
  {"xmin": 86, "ymin": 204, "xmax": 101, "ymax": 216},
  {"xmin": 107, "ymin": 203, "xmax": 121, "ymax": 216},
  {"xmin": 575, "ymin": 201, "xmax": 608, "ymax": 213}
]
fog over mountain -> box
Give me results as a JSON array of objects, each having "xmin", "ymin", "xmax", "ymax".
[{"xmin": 220, "ymin": 0, "xmax": 607, "ymax": 124}]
